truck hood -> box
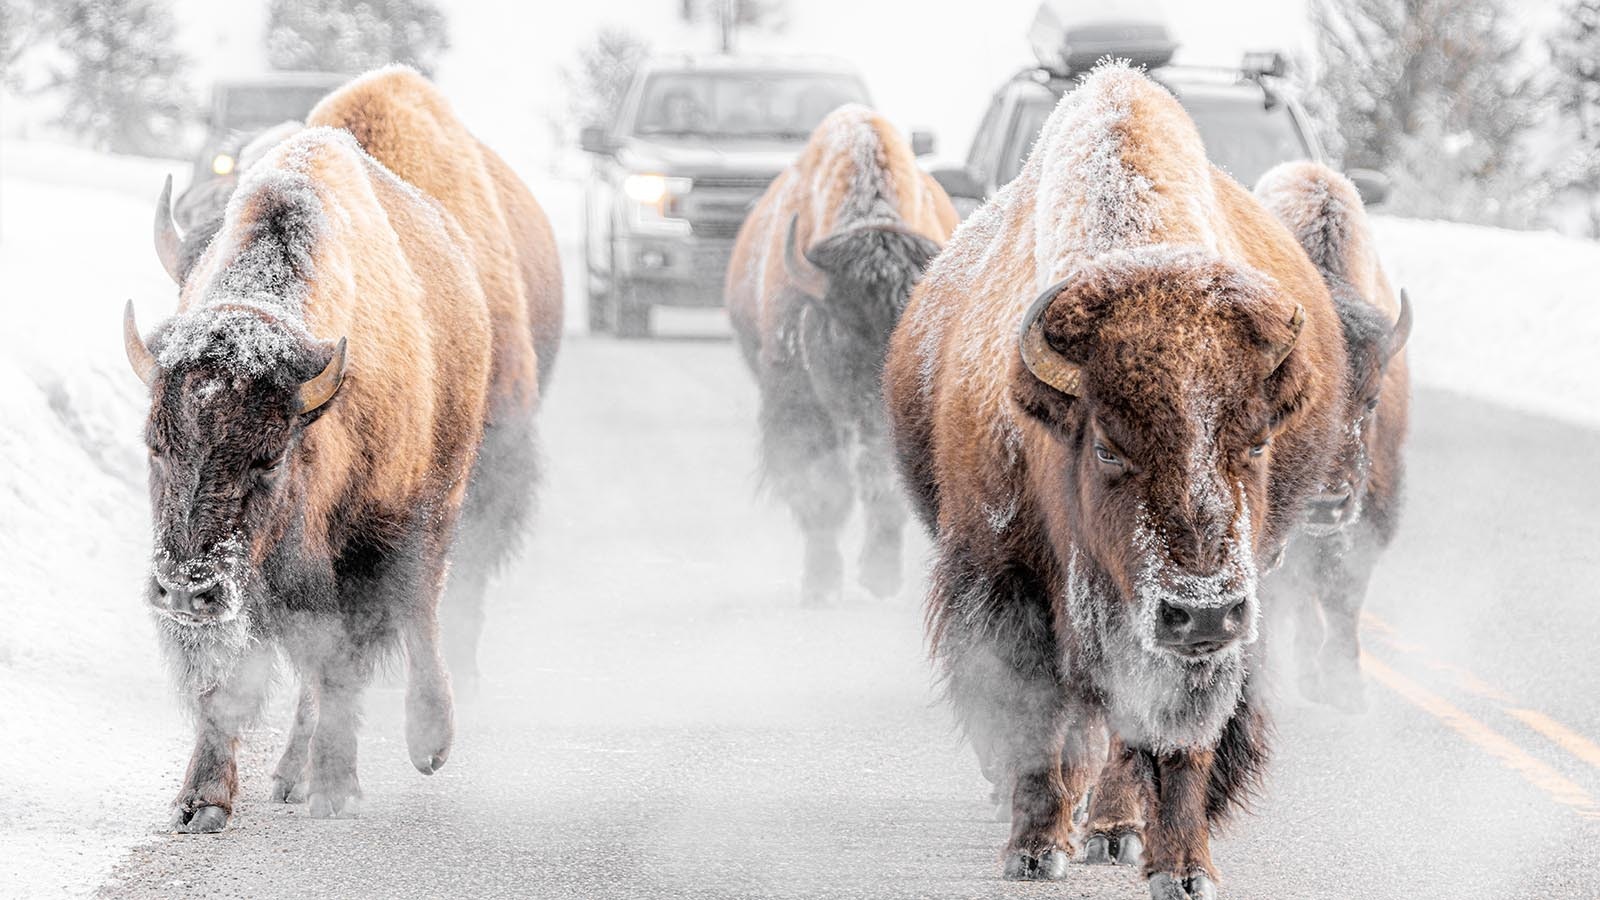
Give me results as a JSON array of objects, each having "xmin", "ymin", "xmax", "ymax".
[{"xmin": 616, "ymin": 135, "xmax": 802, "ymax": 179}]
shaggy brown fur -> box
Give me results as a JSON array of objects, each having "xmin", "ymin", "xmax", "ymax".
[
  {"xmin": 883, "ymin": 64, "xmax": 1348, "ymax": 893},
  {"xmin": 129, "ymin": 126, "xmax": 491, "ymax": 832},
  {"xmin": 308, "ymin": 67, "xmax": 563, "ymax": 686},
  {"xmin": 1255, "ymin": 161, "xmax": 1412, "ymax": 711},
  {"xmin": 726, "ymin": 104, "xmax": 955, "ymax": 604}
]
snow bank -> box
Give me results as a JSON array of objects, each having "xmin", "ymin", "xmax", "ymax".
[
  {"xmin": 0, "ymin": 146, "xmax": 186, "ymax": 898},
  {"xmin": 1372, "ymin": 215, "xmax": 1600, "ymax": 428}
]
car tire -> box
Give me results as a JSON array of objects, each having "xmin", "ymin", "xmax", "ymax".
[
  {"xmin": 587, "ymin": 278, "xmax": 613, "ymax": 335},
  {"xmin": 615, "ymin": 300, "xmax": 651, "ymax": 339}
]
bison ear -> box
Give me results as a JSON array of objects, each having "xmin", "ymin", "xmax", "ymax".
[{"xmin": 297, "ymin": 338, "xmax": 347, "ymax": 417}]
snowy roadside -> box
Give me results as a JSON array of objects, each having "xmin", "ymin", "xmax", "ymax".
[
  {"xmin": 0, "ymin": 145, "xmax": 188, "ymax": 898},
  {"xmin": 1372, "ymin": 215, "xmax": 1600, "ymax": 429}
]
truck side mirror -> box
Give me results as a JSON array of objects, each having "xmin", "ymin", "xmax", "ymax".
[
  {"xmin": 1347, "ymin": 168, "xmax": 1391, "ymax": 206},
  {"xmin": 929, "ymin": 163, "xmax": 984, "ymax": 203},
  {"xmin": 580, "ymin": 125, "xmax": 614, "ymax": 155},
  {"xmin": 911, "ymin": 130, "xmax": 937, "ymax": 157}
]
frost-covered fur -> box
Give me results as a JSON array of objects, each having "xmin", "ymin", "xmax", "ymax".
[
  {"xmin": 885, "ymin": 62, "xmax": 1349, "ymax": 885},
  {"xmin": 727, "ymin": 104, "xmax": 956, "ymax": 604}
]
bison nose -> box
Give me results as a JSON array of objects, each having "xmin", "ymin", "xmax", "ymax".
[
  {"xmin": 1306, "ymin": 485, "xmax": 1355, "ymax": 526},
  {"xmin": 1155, "ymin": 598, "xmax": 1247, "ymax": 653},
  {"xmin": 152, "ymin": 579, "xmax": 225, "ymax": 621}
]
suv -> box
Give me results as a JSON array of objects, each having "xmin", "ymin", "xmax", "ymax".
[
  {"xmin": 174, "ymin": 72, "xmax": 348, "ymax": 231},
  {"xmin": 930, "ymin": 10, "xmax": 1388, "ymax": 217},
  {"xmin": 579, "ymin": 55, "xmax": 874, "ymax": 338}
]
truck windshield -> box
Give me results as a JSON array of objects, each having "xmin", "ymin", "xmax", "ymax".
[
  {"xmin": 1000, "ymin": 89, "xmax": 1311, "ymax": 190},
  {"xmin": 632, "ymin": 72, "xmax": 867, "ymax": 140},
  {"xmin": 219, "ymin": 85, "xmax": 338, "ymax": 130}
]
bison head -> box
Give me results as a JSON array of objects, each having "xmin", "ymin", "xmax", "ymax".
[
  {"xmin": 784, "ymin": 214, "xmax": 941, "ymax": 421},
  {"xmin": 1013, "ymin": 248, "xmax": 1315, "ymax": 665},
  {"xmin": 1303, "ymin": 287, "xmax": 1411, "ymax": 535},
  {"xmin": 124, "ymin": 300, "xmax": 345, "ymax": 651}
]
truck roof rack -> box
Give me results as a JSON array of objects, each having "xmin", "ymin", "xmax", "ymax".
[{"xmin": 1027, "ymin": 1, "xmax": 1178, "ymax": 76}]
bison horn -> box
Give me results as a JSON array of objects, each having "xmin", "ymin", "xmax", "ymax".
[
  {"xmin": 154, "ymin": 175, "xmax": 183, "ymax": 283},
  {"xmin": 1017, "ymin": 275, "xmax": 1083, "ymax": 397},
  {"xmin": 298, "ymin": 338, "xmax": 347, "ymax": 415},
  {"xmin": 1386, "ymin": 289, "xmax": 1414, "ymax": 361},
  {"xmin": 123, "ymin": 300, "xmax": 159, "ymax": 386},
  {"xmin": 1265, "ymin": 304, "xmax": 1306, "ymax": 374},
  {"xmin": 783, "ymin": 214, "xmax": 829, "ymax": 299}
]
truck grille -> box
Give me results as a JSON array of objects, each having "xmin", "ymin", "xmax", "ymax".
[
  {"xmin": 690, "ymin": 219, "xmax": 745, "ymax": 239},
  {"xmin": 692, "ymin": 174, "xmax": 775, "ymax": 192}
]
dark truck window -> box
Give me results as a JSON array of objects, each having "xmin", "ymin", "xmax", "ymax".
[
  {"xmin": 995, "ymin": 88, "xmax": 1311, "ymax": 191},
  {"xmin": 1180, "ymin": 94, "xmax": 1310, "ymax": 187},
  {"xmin": 219, "ymin": 85, "xmax": 337, "ymax": 130},
  {"xmin": 632, "ymin": 72, "xmax": 867, "ymax": 140}
]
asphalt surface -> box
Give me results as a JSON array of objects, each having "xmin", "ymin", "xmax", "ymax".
[{"xmin": 97, "ymin": 330, "xmax": 1600, "ymax": 899}]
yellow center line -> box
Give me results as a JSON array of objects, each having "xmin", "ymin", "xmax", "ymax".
[
  {"xmin": 1504, "ymin": 707, "xmax": 1600, "ymax": 774},
  {"xmin": 1361, "ymin": 652, "xmax": 1600, "ymax": 818}
]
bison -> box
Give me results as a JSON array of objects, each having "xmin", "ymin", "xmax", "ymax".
[
  {"xmin": 125, "ymin": 125, "xmax": 492, "ymax": 831},
  {"xmin": 1254, "ymin": 161, "xmax": 1412, "ymax": 711},
  {"xmin": 727, "ymin": 104, "xmax": 955, "ymax": 605},
  {"xmin": 883, "ymin": 63, "xmax": 1349, "ymax": 897},
  {"xmin": 307, "ymin": 67, "xmax": 564, "ymax": 688}
]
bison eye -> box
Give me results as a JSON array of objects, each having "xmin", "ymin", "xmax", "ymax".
[
  {"xmin": 1364, "ymin": 397, "xmax": 1380, "ymax": 412},
  {"xmin": 1093, "ymin": 443, "xmax": 1122, "ymax": 467},
  {"xmin": 1249, "ymin": 439, "xmax": 1270, "ymax": 458},
  {"xmin": 252, "ymin": 453, "xmax": 287, "ymax": 476}
]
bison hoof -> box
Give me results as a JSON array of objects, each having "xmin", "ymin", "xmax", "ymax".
[
  {"xmin": 1084, "ymin": 832, "xmax": 1141, "ymax": 866},
  {"xmin": 1149, "ymin": 871, "xmax": 1217, "ymax": 900},
  {"xmin": 307, "ymin": 791, "xmax": 361, "ymax": 819},
  {"xmin": 405, "ymin": 702, "xmax": 453, "ymax": 776},
  {"xmin": 171, "ymin": 804, "xmax": 229, "ymax": 834},
  {"xmin": 1002, "ymin": 847, "xmax": 1069, "ymax": 881},
  {"xmin": 267, "ymin": 773, "xmax": 308, "ymax": 804}
]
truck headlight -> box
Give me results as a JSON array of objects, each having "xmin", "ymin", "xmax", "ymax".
[
  {"xmin": 623, "ymin": 173, "xmax": 692, "ymax": 205},
  {"xmin": 211, "ymin": 153, "xmax": 236, "ymax": 176}
]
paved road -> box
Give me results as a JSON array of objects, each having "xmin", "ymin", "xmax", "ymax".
[{"xmin": 98, "ymin": 333, "xmax": 1600, "ymax": 899}]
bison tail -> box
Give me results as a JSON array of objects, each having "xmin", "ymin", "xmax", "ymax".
[{"xmin": 1205, "ymin": 682, "xmax": 1272, "ymax": 826}]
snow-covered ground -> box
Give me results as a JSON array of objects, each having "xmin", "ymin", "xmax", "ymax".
[{"xmin": 1, "ymin": 132, "xmax": 1596, "ymax": 896}]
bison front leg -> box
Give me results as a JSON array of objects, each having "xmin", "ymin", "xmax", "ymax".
[
  {"xmin": 403, "ymin": 596, "xmax": 454, "ymax": 776},
  {"xmin": 1143, "ymin": 748, "xmax": 1219, "ymax": 900},
  {"xmin": 758, "ymin": 372, "xmax": 851, "ymax": 606},
  {"xmin": 1084, "ymin": 733, "xmax": 1149, "ymax": 867},
  {"xmin": 304, "ymin": 637, "xmax": 377, "ymax": 819},
  {"xmin": 853, "ymin": 430, "xmax": 908, "ymax": 599},
  {"xmin": 267, "ymin": 682, "xmax": 316, "ymax": 803},
  {"xmin": 170, "ymin": 643, "xmax": 274, "ymax": 833},
  {"xmin": 1312, "ymin": 545, "xmax": 1378, "ymax": 713}
]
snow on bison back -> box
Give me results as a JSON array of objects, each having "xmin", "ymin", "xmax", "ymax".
[{"xmin": 883, "ymin": 61, "xmax": 1349, "ymax": 898}]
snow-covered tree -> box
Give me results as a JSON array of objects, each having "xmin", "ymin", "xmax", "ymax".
[
  {"xmin": 679, "ymin": 0, "xmax": 787, "ymax": 52},
  {"xmin": 1547, "ymin": 0, "xmax": 1600, "ymax": 236},
  {"xmin": 1307, "ymin": 0, "xmax": 1543, "ymax": 228},
  {"xmin": 265, "ymin": 0, "xmax": 449, "ymax": 77},
  {"xmin": 49, "ymin": 0, "xmax": 191, "ymax": 156},
  {"xmin": 1, "ymin": 0, "xmax": 44, "ymax": 89},
  {"xmin": 561, "ymin": 26, "xmax": 650, "ymax": 134}
]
